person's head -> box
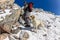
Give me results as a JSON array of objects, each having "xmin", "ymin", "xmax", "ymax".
[
  {"xmin": 28, "ymin": 2, "xmax": 33, "ymax": 12},
  {"xmin": 29, "ymin": 15, "xmax": 35, "ymax": 20},
  {"xmin": 28, "ymin": 2, "xmax": 33, "ymax": 7}
]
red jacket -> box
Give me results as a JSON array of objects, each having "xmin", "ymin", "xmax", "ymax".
[
  {"xmin": 29, "ymin": 3, "xmax": 33, "ymax": 9},
  {"xmin": 28, "ymin": 2, "xmax": 33, "ymax": 11}
]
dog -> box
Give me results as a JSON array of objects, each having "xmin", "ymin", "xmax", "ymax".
[{"xmin": 29, "ymin": 15, "xmax": 45, "ymax": 32}]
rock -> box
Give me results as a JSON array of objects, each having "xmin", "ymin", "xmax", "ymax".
[
  {"xmin": 0, "ymin": 33, "xmax": 9, "ymax": 40},
  {"xmin": 0, "ymin": 0, "xmax": 15, "ymax": 12},
  {"xmin": 3, "ymin": 23, "xmax": 12, "ymax": 33},
  {"xmin": 9, "ymin": 35, "xmax": 17, "ymax": 40},
  {"xmin": 0, "ymin": 4, "xmax": 21, "ymax": 34},
  {"xmin": 0, "ymin": 0, "xmax": 25, "ymax": 40},
  {"xmin": 0, "ymin": 24, "xmax": 10, "ymax": 34},
  {"xmin": 13, "ymin": 22, "xmax": 20, "ymax": 27},
  {"xmin": 11, "ymin": 27, "xmax": 20, "ymax": 34},
  {"xmin": 43, "ymin": 34, "xmax": 47, "ymax": 36},
  {"xmin": 20, "ymin": 32, "xmax": 29, "ymax": 40},
  {"xmin": 23, "ymin": 32, "xmax": 29, "ymax": 38},
  {"xmin": 31, "ymin": 29, "xmax": 37, "ymax": 33},
  {"xmin": 11, "ymin": 27, "xmax": 21, "ymax": 39}
]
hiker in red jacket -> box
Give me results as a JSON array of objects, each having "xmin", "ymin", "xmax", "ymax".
[{"xmin": 23, "ymin": 2, "xmax": 33, "ymax": 27}]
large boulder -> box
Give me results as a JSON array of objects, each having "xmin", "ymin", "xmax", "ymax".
[
  {"xmin": 0, "ymin": 8, "xmax": 21, "ymax": 34},
  {"xmin": 0, "ymin": 0, "xmax": 22, "ymax": 34},
  {"xmin": 0, "ymin": 33, "xmax": 9, "ymax": 40}
]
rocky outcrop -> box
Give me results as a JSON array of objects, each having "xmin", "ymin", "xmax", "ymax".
[
  {"xmin": 0, "ymin": 0, "xmax": 22, "ymax": 34},
  {"xmin": 0, "ymin": 33, "xmax": 9, "ymax": 40}
]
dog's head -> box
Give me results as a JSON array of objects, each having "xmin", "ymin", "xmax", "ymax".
[{"xmin": 29, "ymin": 15, "xmax": 35, "ymax": 20}]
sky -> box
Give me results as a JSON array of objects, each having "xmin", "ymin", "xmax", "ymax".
[{"xmin": 15, "ymin": 0, "xmax": 60, "ymax": 15}]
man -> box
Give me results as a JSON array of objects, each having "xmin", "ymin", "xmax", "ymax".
[{"xmin": 23, "ymin": 2, "xmax": 33, "ymax": 27}]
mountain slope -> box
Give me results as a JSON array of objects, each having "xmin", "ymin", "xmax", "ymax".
[
  {"xmin": 18, "ymin": 8, "xmax": 60, "ymax": 40},
  {"xmin": 0, "ymin": 4, "xmax": 60, "ymax": 40}
]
